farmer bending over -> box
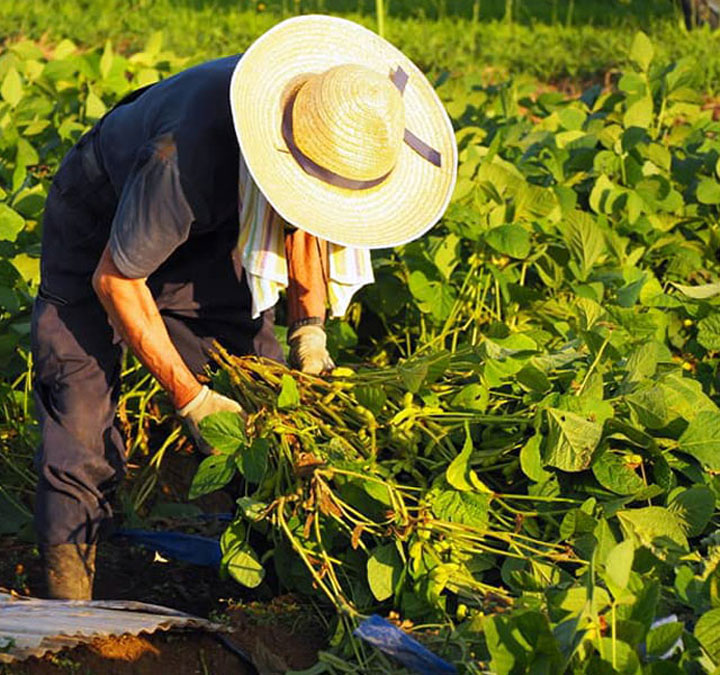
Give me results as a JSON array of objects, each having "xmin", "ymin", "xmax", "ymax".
[{"xmin": 32, "ymin": 16, "xmax": 456, "ymax": 599}]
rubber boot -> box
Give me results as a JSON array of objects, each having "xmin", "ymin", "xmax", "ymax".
[{"xmin": 42, "ymin": 543, "xmax": 96, "ymax": 600}]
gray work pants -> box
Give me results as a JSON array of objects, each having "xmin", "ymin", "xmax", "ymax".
[{"xmin": 33, "ymin": 132, "xmax": 282, "ymax": 548}]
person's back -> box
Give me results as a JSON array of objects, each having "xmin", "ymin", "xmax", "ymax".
[{"xmin": 41, "ymin": 55, "xmax": 242, "ymax": 306}]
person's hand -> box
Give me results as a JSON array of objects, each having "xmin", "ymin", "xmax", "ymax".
[
  {"xmin": 288, "ymin": 324, "xmax": 335, "ymax": 375},
  {"xmin": 177, "ymin": 385, "xmax": 246, "ymax": 454}
]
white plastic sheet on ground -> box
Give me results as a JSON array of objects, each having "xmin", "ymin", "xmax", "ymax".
[{"xmin": 0, "ymin": 592, "xmax": 224, "ymax": 663}]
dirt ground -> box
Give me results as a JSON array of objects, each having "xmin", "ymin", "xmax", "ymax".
[
  {"xmin": 4, "ymin": 610, "xmax": 326, "ymax": 674},
  {"xmin": 2, "ymin": 596, "xmax": 326, "ymax": 674},
  {"xmin": 5, "ymin": 632, "xmax": 254, "ymax": 675},
  {"xmin": 1, "ymin": 511, "xmax": 326, "ymax": 675},
  {"xmin": 0, "ymin": 429, "xmax": 332, "ymax": 673},
  {"xmin": 1, "ymin": 536, "xmax": 327, "ymax": 674}
]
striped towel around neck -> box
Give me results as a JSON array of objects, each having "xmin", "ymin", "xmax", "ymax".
[{"xmin": 237, "ymin": 156, "xmax": 375, "ymax": 320}]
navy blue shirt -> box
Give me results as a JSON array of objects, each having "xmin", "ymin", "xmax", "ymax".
[
  {"xmin": 41, "ymin": 55, "xmax": 262, "ymax": 329},
  {"xmin": 100, "ymin": 55, "xmax": 242, "ymax": 280}
]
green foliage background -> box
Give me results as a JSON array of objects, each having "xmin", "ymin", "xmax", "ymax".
[
  {"xmin": 2, "ymin": 2, "xmax": 720, "ymax": 672},
  {"xmin": 3, "ymin": 0, "xmax": 720, "ymax": 88}
]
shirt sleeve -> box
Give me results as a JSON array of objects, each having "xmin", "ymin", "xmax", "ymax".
[{"xmin": 109, "ymin": 134, "xmax": 194, "ymax": 279}]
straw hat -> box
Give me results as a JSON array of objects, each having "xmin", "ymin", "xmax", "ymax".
[{"xmin": 229, "ymin": 15, "xmax": 457, "ymax": 249}]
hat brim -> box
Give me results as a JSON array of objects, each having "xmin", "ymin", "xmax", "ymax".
[{"xmin": 229, "ymin": 15, "xmax": 457, "ymax": 249}]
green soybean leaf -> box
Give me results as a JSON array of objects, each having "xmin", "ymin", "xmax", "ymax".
[
  {"xmin": 630, "ymin": 31, "xmax": 654, "ymax": 72},
  {"xmin": 515, "ymin": 183, "xmax": 560, "ymax": 220},
  {"xmin": 85, "ymin": 89, "xmax": 107, "ymax": 120},
  {"xmin": 630, "ymin": 581, "xmax": 661, "ymax": 632},
  {"xmin": 592, "ymin": 451, "xmax": 644, "ymax": 495},
  {"xmin": 696, "ymin": 608, "xmax": 720, "ymax": 665},
  {"xmin": 617, "ymin": 506, "xmax": 688, "ymax": 552},
  {"xmin": 367, "ymin": 543, "xmax": 402, "ymax": 601},
  {"xmin": 432, "ymin": 490, "xmax": 490, "ymax": 528},
  {"xmin": 484, "ymin": 224, "xmax": 531, "ymax": 259},
  {"xmin": 558, "ymin": 107, "xmax": 587, "ymax": 131},
  {"xmin": 408, "ymin": 270, "xmax": 457, "ymax": 321},
  {"xmin": 627, "ymin": 375, "xmax": 716, "ymax": 429},
  {"xmin": 278, "ymin": 374, "xmax": 300, "ymax": 409},
  {"xmin": 564, "ymin": 210, "xmax": 604, "ymax": 281},
  {"xmin": 224, "ymin": 543, "xmax": 265, "ymax": 588},
  {"xmin": 398, "ymin": 350, "xmax": 451, "ymax": 393},
  {"xmin": 354, "ymin": 385, "xmax": 387, "ymax": 416},
  {"xmin": 697, "ymin": 178, "xmax": 720, "ymax": 205},
  {"xmin": 99, "ymin": 40, "xmax": 114, "ymax": 79},
  {"xmin": 678, "ymin": 411, "xmax": 720, "ymax": 469},
  {"xmin": 446, "ymin": 426, "xmax": 490, "ymax": 492},
  {"xmin": 516, "ymin": 364, "xmax": 551, "ymax": 393},
  {"xmin": 669, "ymin": 486, "xmax": 714, "ymax": 537},
  {"xmin": 483, "ymin": 615, "xmax": 529, "ymax": 674},
  {"xmin": 0, "ymin": 205, "xmax": 25, "ymax": 242},
  {"xmin": 450, "ymin": 383, "xmax": 489, "ymax": 411},
  {"xmin": 446, "ymin": 432, "xmax": 475, "ymax": 491},
  {"xmin": 16, "ymin": 138, "xmax": 39, "ymax": 167},
  {"xmin": 646, "ymin": 622, "xmax": 683, "ymax": 659},
  {"xmin": 432, "ymin": 233, "xmax": 460, "ymax": 280},
  {"xmin": 545, "ymin": 408, "xmax": 603, "ymax": 472},
  {"xmin": 189, "ymin": 454, "xmax": 236, "ymax": 499},
  {"xmin": 662, "ymin": 374, "xmax": 717, "ymax": 420},
  {"xmin": 238, "ymin": 438, "xmax": 269, "ymax": 484},
  {"xmin": 575, "ymin": 297, "xmax": 606, "ymax": 331},
  {"xmin": 236, "ymin": 497, "xmax": 267, "ymax": 522},
  {"xmin": 624, "ymin": 341, "xmax": 666, "ymax": 382},
  {"xmin": 697, "ymin": 313, "xmax": 720, "ymax": 351},
  {"xmin": 53, "ymin": 38, "xmax": 77, "ymax": 59},
  {"xmin": 624, "ymin": 96, "xmax": 654, "ymax": 128},
  {"xmin": 598, "ymin": 637, "xmax": 641, "ymax": 674},
  {"xmin": 1, "ymin": 66, "xmax": 23, "ymax": 107},
  {"xmin": 605, "ymin": 539, "xmax": 634, "ymax": 591},
  {"xmin": 520, "ymin": 435, "xmax": 551, "ymax": 483},
  {"xmin": 199, "ymin": 410, "xmax": 247, "ymax": 454},
  {"xmin": 220, "ymin": 520, "xmax": 245, "ymax": 555},
  {"xmin": 593, "ymin": 518, "xmax": 618, "ymax": 567},
  {"xmin": 672, "ymin": 282, "xmax": 720, "ymax": 299},
  {"xmin": 560, "ymin": 507, "xmax": 597, "ymax": 540},
  {"xmin": 11, "ymin": 255, "xmax": 36, "ymax": 285}
]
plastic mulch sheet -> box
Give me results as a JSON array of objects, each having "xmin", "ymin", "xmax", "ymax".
[{"xmin": 0, "ymin": 592, "xmax": 224, "ymax": 663}]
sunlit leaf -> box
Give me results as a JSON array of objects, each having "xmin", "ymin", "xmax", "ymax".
[
  {"xmin": 367, "ymin": 543, "xmax": 402, "ymax": 601},
  {"xmin": 630, "ymin": 31, "xmax": 654, "ymax": 72},
  {"xmin": 545, "ymin": 408, "xmax": 603, "ymax": 472}
]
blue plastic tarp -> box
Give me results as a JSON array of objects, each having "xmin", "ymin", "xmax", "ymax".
[
  {"xmin": 114, "ymin": 529, "xmax": 222, "ymax": 568},
  {"xmin": 354, "ymin": 615, "xmax": 457, "ymax": 675}
]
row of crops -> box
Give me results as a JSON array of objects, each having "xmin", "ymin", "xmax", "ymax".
[
  {"xmin": 4, "ymin": 1, "xmax": 720, "ymax": 92},
  {"xmin": 2, "ymin": 21, "xmax": 720, "ymax": 674}
]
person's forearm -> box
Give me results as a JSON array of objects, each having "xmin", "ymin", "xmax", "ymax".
[
  {"xmin": 285, "ymin": 228, "xmax": 328, "ymax": 326},
  {"xmin": 92, "ymin": 245, "xmax": 202, "ymax": 409}
]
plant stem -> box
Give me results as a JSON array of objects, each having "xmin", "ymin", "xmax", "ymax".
[
  {"xmin": 565, "ymin": 0, "xmax": 574, "ymax": 27},
  {"xmin": 576, "ymin": 332, "xmax": 610, "ymax": 397},
  {"xmin": 612, "ymin": 601, "xmax": 617, "ymax": 669},
  {"xmin": 376, "ymin": 0, "xmax": 385, "ymax": 37},
  {"xmin": 504, "ymin": 0, "xmax": 513, "ymax": 25}
]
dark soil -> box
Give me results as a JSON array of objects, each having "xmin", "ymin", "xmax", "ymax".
[
  {"xmin": 1, "ymin": 535, "xmax": 326, "ymax": 674},
  {"xmin": 5, "ymin": 632, "xmax": 253, "ymax": 675},
  {"xmin": 0, "ymin": 446, "xmax": 327, "ymax": 673},
  {"xmin": 3, "ymin": 597, "xmax": 326, "ymax": 674},
  {"xmin": 0, "ymin": 436, "xmax": 328, "ymax": 673}
]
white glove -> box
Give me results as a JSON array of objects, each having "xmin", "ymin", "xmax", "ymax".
[
  {"xmin": 177, "ymin": 385, "xmax": 246, "ymax": 454},
  {"xmin": 288, "ymin": 324, "xmax": 335, "ymax": 375}
]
